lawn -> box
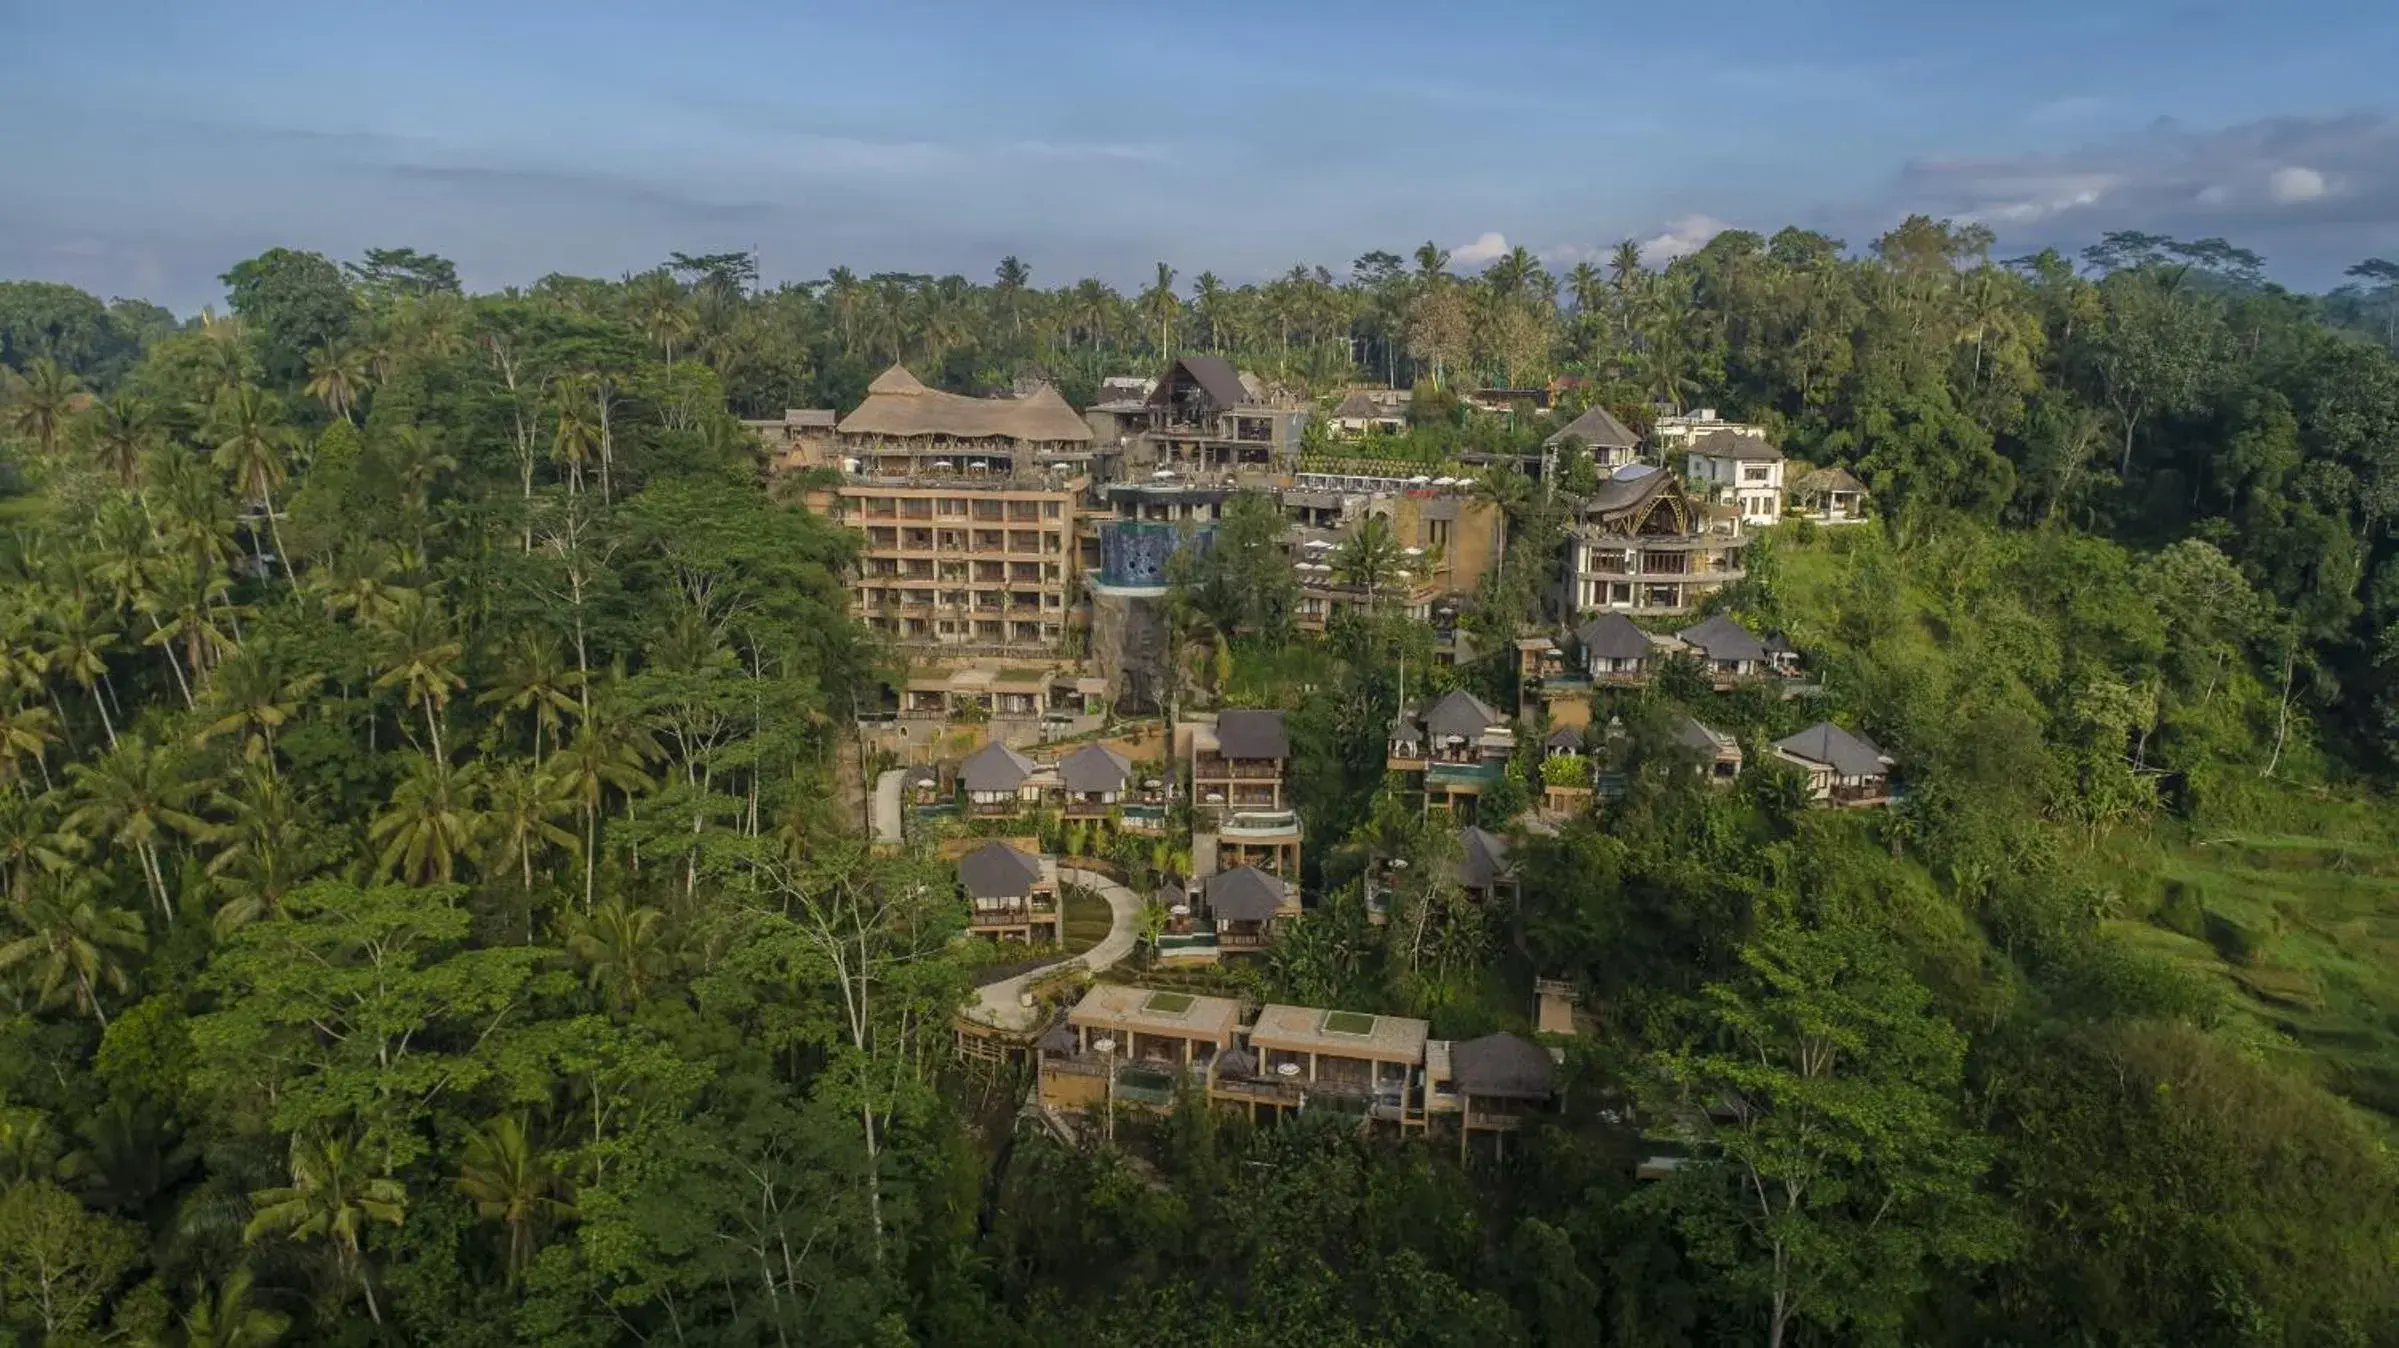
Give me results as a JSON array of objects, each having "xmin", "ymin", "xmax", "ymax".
[
  {"xmin": 1060, "ymin": 883, "xmax": 1115, "ymax": 956},
  {"xmin": 2100, "ymin": 818, "xmax": 2399, "ymax": 1125}
]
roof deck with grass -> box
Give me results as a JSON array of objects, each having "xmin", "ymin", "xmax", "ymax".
[
  {"xmin": 1247, "ymin": 1004, "xmax": 1430, "ymax": 1064},
  {"xmin": 1065, "ymin": 983, "xmax": 1243, "ymax": 1049}
]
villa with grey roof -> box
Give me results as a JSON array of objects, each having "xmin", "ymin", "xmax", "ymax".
[{"xmin": 1772, "ymin": 722, "xmax": 1897, "ymax": 805}]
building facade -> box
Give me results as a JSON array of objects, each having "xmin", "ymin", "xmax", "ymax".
[{"xmin": 833, "ymin": 365, "xmax": 1093, "ymax": 655}]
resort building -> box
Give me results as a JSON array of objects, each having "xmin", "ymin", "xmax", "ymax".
[
  {"xmin": 745, "ymin": 407, "xmax": 839, "ymax": 470},
  {"xmin": 1672, "ymin": 715, "xmax": 1744, "ymax": 783},
  {"xmin": 1543, "ymin": 403, "xmax": 1643, "ymax": 470},
  {"xmin": 957, "ymin": 841, "xmax": 1058, "ymax": 942},
  {"xmin": 833, "ymin": 364, "xmax": 1091, "ymax": 655},
  {"xmin": 1328, "ymin": 390, "xmax": 1409, "ymax": 438},
  {"xmin": 1203, "ymin": 865, "xmax": 1300, "ymax": 952},
  {"xmin": 1035, "ymin": 985, "xmax": 1560, "ymax": 1149},
  {"xmin": 1561, "ymin": 466, "xmax": 1747, "ymax": 616},
  {"xmin": 1673, "ymin": 615, "xmax": 1771, "ymax": 684},
  {"xmin": 1456, "ymin": 826, "xmax": 1515, "ymax": 903},
  {"xmin": 1788, "ymin": 465, "xmax": 1871, "ymax": 524},
  {"xmin": 1681, "ymin": 429, "xmax": 1786, "ymax": 527},
  {"xmin": 1389, "ymin": 689, "xmax": 1516, "ymax": 815},
  {"xmin": 1772, "ymin": 723, "xmax": 1897, "ymax": 806},
  {"xmin": 1184, "ymin": 710, "xmax": 1302, "ymax": 878},
  {"xmin": 1576, "ymin": 612, "xmax": 1660, "ymax": 684},
  {"xmin": 1094, "ymin": 355, "xmax": 1307, "ymax": 482}
]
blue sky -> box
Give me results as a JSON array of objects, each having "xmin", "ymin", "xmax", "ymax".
[{"xmin": 4, "ymin": 0, "xmax": 2396, "ymax": 311}]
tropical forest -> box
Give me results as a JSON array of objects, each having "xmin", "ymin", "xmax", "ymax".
[{"xmin": 1, "ymin": 223, "xmax": 2397, "ymax": 1346}]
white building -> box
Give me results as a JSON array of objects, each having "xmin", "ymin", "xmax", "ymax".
[{"xmin": 1679, "ymin": 428, "xmax": 1785, "ymax": 527}]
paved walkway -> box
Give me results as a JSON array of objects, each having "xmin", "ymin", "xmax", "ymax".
[
  {"xmin": 965, "ymin": 867, "xmax": 1142, "ymax": 1033},
  {"xmin": 871, "ymin": 768, "xmax": 906, "ymax": 847}
]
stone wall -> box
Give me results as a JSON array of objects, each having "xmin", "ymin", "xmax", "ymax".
[{"xmin": 1091, "ymin": 588, "xmax": 1169, "ymax": 715}]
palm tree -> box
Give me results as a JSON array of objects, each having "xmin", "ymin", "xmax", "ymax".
[
  {"xmin": 560, "ymin": 897, "xmax": 666, "ymax": 1011},
  {"xmin": 1140, "ymin": 262, "xmax": 1181, "ymax": 357},
  {"xmin": 0, "ymin": 884, "xmax": 145, "ymax": 1024},
  {"xmin": 207, "ymin": 385, "xmax": 299, "ymax": 583},
  {"xmin": 149, "ymin": 450, "xmax": 246, "ymax": 580},
  {"xmin": 825, "ymin": 266, "xmax": 865, "ymax": 350},
  {"xmin": 205, "ymin": 766, "xmax": 307, "ymax": 934},
  {"xmin": 199, "ymin": 650, "xmax": 321, "ymax": 771},
  {"xmin": 139, "ymin": 560, "xmax": 241, "ymax": 702},
  {"xmin": 371, "ymin": 592, "xmax": 464, "ymax": 760},
  {"xmin": 179, "ymin": 1266, "xmax": 290, "ymax": 1348},
  {"xmin": 384, "ymin": 424, "xmax": 457, "ymax": 553},
  {"xmin": 555, "ymin": 720, "xmax": 655, "ymax": 909},
  {"xmin": 244, "ymin": 1133, "xmax": 407, "ymax": 1326},
  {"xmin": 0, "ymin": 793, "xmax": 79, "ymax": 906},
  {"xmin": 1414, "ymin": 242, "xmax": 1451, "ymax": 284},
  {"xmin": 1334, "ymin": 514, "xmax": 1404, "ymax": 605},
  {"xmin": 369, "ymin": 752, "xmax": 483, "ymax": 886},
  {"xmin": 79, "ymin": 390, "xmax": 158, "ymax": 492},
  {"xmin": 49, "ymin": 599, "xmax": 123, "ymax": 749},
  {"xmin": 992, "ymin": 256, "xmax": 1031, "ymax": 340},
  {"xmin": 548, "ymin": 379, "xmax": 597, "ymax": 495},
  {"xmin": 0, "ymin": 693, "xmax": 59, "ymax": 795},
  {"xmin": 480, "ymin": 760, "xmax": 577, "ymax": 898},
  {"xmin": 454, "ymin": 1115, "xmax": 573, "ymax": 1283},
  {"xmin": 197, "ymin": 308, "xmax": 250, "ymax": 390},
  {"xmin": 304, "ymin": 342, "xmax": 369, "ymax": 424},
  {"xmin": 1609, "ymin": 239, "xmax": 1644, "ymax": 297},
  {"xmin": 478, "ymin": 635, "xmax": 583, "ymax": 764},
  {"xmin": 1, "ymin": 357, "xmax": 94, "ymax": 460},
  {"xmin": 64, "ymin": 736, "xmax": 202, "ymax": 918}
]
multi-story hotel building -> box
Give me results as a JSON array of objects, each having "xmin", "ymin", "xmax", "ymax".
[{"xmin": 833, "ymin": 365, "xmax": 1093, "ymax": 655}]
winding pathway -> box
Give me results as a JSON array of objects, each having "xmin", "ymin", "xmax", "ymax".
[{"xmin": 965, "ymin": 866, "xmax": 1142, "ymax": 1033}]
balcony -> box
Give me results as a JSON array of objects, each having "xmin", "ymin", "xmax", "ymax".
[
  {"xmin": 1195, "ymin": 758, "xmax": 1282, "ymax": 781},
  {"xmin": 1220, "ymin": 810, "xmax": 1301, "ymax": 840}
]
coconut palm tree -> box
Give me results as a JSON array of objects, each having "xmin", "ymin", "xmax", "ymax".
[
  {"xmin": 1333, "ymin": 514, "xmax": 1404, "ymax": 605},
  {"xmin": 371, "ymin": 592, "xmax": 464, "ymax": 761},
  {"xmin": 207, "ymin": 384, "xmax": 299, "ymax": 583},
  {"xmin": 46, "ymin": 599, "xmax": 120, "ymax": 749},
  {"xmin": 148, "ymin": 449, "xmax": 247, "ymax": 581},
  {"xmin": 455, "ymin": 1115, "xmax": 573, "ymax": 1283},
  {"xmin": 560, "ymin": 897, "xmax": 667, "ymax": 1012},
  {"xmin": 64, "ymin": 735, "xmax": 202, "ymax": 918},
  {"xmin": 993, "ymin": 255, "xmax": 1032, "ymax": 341},
  {"xmin": 478, "ymin": 635, "xmax": 583, "ymax": 764},
  {"xmin": 197, "ymin": 308, "xmax": 250, "ymax": 390},
  {"xmin": 548, "ymin": 379, "xmax": 597, "ymax": 495},
  {"xmin": 1414, "ymin": 242, "xmax": 1451, "ymax": 284},
  {"xmin": 304, "ymin": 342, "xmax": 369, "ymax": 424},
  {"xmin": 0, "ymin": 793, "xmax": 79, "ymax": 906},
  {"xmin": 555, "ymin": 720, "xmax": 655, "ymax": 910},
  {"xmin": 139, "ymin": 560, "xmax": 242, "ymax": 702},
  {"xmin": 0, "ymin": 882, "xmax": 143, "ymax": 1016},
  {"xmin": 369, "ymin": 752, "xmax": 483, "ymax": 886},
  {"xmin": 0, "ymin": 693, "xmax": 59, "ymax": 795},
  {"xmin": 480, "ymin": 760, "xmax": 578, "ymax": 899},
  {"xmin": 79, "ymin": 390, "xmax": 158, "ymax": 493},
  {"xmin": 178, "ymin": 1265, "xmax": 290, "ymax": 1348},
  {"xmin": 0, "ymin": 883, "xmax": 145, "ymax": 1024},
  {"xmin": 199, "ymin": 649, "xmax": 322, "ymax": 771},
  {"xmin": 1140, "ymin": 262, "xmax": 1181, "ymax": 357},
  {"xmin": 244, "ymin": 1133, "xmax": 407, "ymax": 1326},
  {"xmin": 204, "ymin": 766, "xmax": 308, "ymax": 935},
  {"xmin": 1609, "ymin": 239, "xmax": 1644, "ymax": 297},
  {"xmin": 1, "ymin": 357, "xmax": 94, "ymax": 460}
]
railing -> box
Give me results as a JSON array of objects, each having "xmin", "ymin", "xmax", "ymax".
[
  {"xmin": 1194, "ymin": 759, "xmax": 1281, "ymax": 781},
  {"xmin": 1220, "ymin": 811, "xmax": 1301, "ymax": 838}
]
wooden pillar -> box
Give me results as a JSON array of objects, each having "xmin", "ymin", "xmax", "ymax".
[{"xmin": 1459, "ymin": 1092, "xmax": 1471, "ymax": 1164}]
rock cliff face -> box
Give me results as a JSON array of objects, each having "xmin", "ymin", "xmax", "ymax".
[{"xmin": 1092, "ymin": 589, "xmax": 1168, "ymax": 714}]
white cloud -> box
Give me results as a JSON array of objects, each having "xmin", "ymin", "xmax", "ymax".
[
  {"xmin": 1450, "ymin": 230, "xmax": 1510, "ymax": 266},
  {"xmin": 1641, "ymin": 214, "xmax": 1730, "ymax": 261},
  {"xmin": 2269, "ymin": 165, "xmax": 2327, "ymax": 203}
]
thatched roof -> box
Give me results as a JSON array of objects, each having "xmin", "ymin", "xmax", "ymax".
[
  {"xmin": 839, "ymin": 364, "xmax": 1093, "ymax": 443},
  {"xmin": 1419, "ymin": 689, "xmax": 1504, "ymax": 742},
  {"xmin": 1333, "ymin": 391, "xmax": 1390, "ymax": 420},
  {"xmin": 1794, "ymin": 465, "xmax": 1868, "ymax": 495},
  {"xmin": 959, "ymin": 741, "xmax": 1037, "ymax": 794},
  {"xmin": 1215, "ymin": 710, "xmax": 1290, "ymax": 761},
  {"xmin": 1676, "ymin": 615, "xmax": 1767, "ymax": 664},
  {"xmin": 1205, "ymin": 866, "xmax": 1286, "ymax": 922},
  {"xmin": 1058, "ymin": 744, "xmax": 1131, "ymax": 794},
  {"xmin": 959, "ymin": 842, "xmax": 1044, "ymax": 899},
  {"xmin": 1576, "ymin": 612, "xmax": 1653, "ymax": 661},
  {"xmin": 1546, "ymin": 404, "xmax": 1638, "ymax": 450},
  {"xmin": 1684, "ymin": 428, "xmax": 1782, "ymax": 462},
  {"xmin": 1449, "ymin": 1032, "xmax": 1554, "ymax": 1097},
  {"xmin": 1774, "ymin": 723, "xmax": 1892, "ymax": 778},
  {"xmin": 1458, "ymin": 827, "xmax": 1512, "ymax": 890}
]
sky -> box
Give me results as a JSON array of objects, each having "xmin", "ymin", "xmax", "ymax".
[{"xmin": 3, "ymin": 0, "xmax": 2396, "ymax": 313}]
